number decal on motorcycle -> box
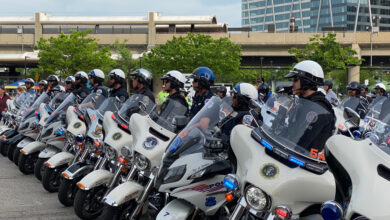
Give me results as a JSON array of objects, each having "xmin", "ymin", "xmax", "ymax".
[{"xmin": 310, "ymin": 148, "xmax": 325, "ymax": 161}]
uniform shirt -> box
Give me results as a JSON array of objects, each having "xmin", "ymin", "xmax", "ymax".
[
  {"xmin": 93, "ymin": 85, "xmax": 109, "ymax": 98},
  {"xmin": 325, "ymin": 90, "xmax": 339, "ymax": 107},
  {"xmin": 26, "ymin": 88, "xmax": 36, "ymax": 95},
  {"xmin": 283, "ymin": 92, "xmax": 335, "ymax": 152},
  {"xmin": 137, "ymin": 87, "xmax": 155, "ymax": 103},
  {"xmin": 160, "ymin": 92, "xmax": 189, "ymax": 117},
  {"xmin": 220, "ymin": 109, "xmax": 260, "ymax": 137},
  {"xmin": 109, "ymin": 86, "xmax": 129, "ymax": 102},
  {"xmin": 258, "ymin": 92, "xmax": 272, "ymax": 104},
  {"xmin": 73, "ymin": 86, "xmax": 91, "ymax": 103},
  {"xmin": 189, "ymin": 90, "xmax": 214, "ymax": 119}
]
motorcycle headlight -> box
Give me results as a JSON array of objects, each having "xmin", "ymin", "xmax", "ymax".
[
  {"xmin": 121, "ymin": 146, "xmax": 133, "ymax": 159},
  {"xmin": 67, "ymin": 132, "xmax": 75, "ymax": 144},
  {"xmin": 135, "ymin": 153, "xmax": 150, "ymax": 171},
  {"xmin": 245, "ymin": 186, "xmax": 270, "ymax": 211},
  {"xmin": 104, "ymin": 144, "xmax": 117, "ymax": 160},
  {"xmin": 163, "ymin": 164, "xmax": 186, "ymax": 184}
]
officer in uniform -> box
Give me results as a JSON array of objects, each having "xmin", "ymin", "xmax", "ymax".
[
  {"xmin": 258, "ymin": 82, "xmax": 272, "ymax": 104},
  {"xmin": 108, "ymin": 69, "xmax": 129, "ymax": 102},
  {"xmin": 130, "ymin": 68, "xmax": 154, "ymax": 103},
  {"xmin": 89, "ymin": 69, "xmax": 108, "ymax": 98},
  {"xmin": 282, "ymin": 60, "xmax": 335, "ymax": 152},
  {"xmin": 65, "ymin": 76, "xmax": 75, "ymax": 93},
  {"xmin": 160, "ymin": 70, "xmax": 189, "ymax": 114},
  {"xmin": 220, "ymin": 82, "xmax": 261, "ymax": 137},
  {"xmin": 24, "ymin": 78, "xmax": 36, "ymax": 95},
  {"xmin": 324, "ymin": 80, "xmax": 339, "ymax": 107},
  {"xmin": 188, "ymin": 67, "xmax": 215, "ymax": 119},
  {"xmin": 73, "ymin": 71, "xmax": 91, "ymax": 102},
  {"xmin": 216, "ymin": 85, "xmax": 227, "ymax": 99},
  {"xmin": 346, "ymin": 81, "xmax": 369, "ymax": 119},
  {"xmin": 38, "ymin": 80, "xmax": 48, "ymax": 95}
]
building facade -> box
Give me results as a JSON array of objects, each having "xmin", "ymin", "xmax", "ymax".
[{"xmin": 242, "ymin": 0, "xmax": 390, "ymax": 32}]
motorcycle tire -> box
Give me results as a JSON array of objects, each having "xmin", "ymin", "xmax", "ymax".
[
  {"xmin": 58, "ymin": 178, "xmax": 79, "ymax": 207},
  {"xmin": 7, "ymin": 143, "xmax": 16, "ymax": 161},
  {"xmin": 98, "ymin": 201, "xmax": 137, "ymax": 220},
  {"xmin": 74, "ymin": 185, "xmax": 108, "ymax": 219},
  {"xmin": 13, "ymin": 148, "xmax": 21, "ymax": 166},
  {"xmin": 18, "ymin": 152, "xmax": 38, "ymax": 174},
  {"xmin": 0, "ymin": 141, "xmax": 6, "ymax": 156},
  {"xmin": 42, "ymin": 165, "xmax": 66, "ymax": 192},
  {"xmin": 34, "ymin": 158, "xmax": 47, "ymax": 181},
  {"xmin": 1, "ymin": 142, "xmax": 9, "ymax": 157}
]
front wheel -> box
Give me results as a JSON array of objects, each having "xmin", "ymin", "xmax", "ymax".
[
  {"xmin": 74, "ymin": 186, "xmax": 108, "ymax": 219},
  {"xmin": 1, "ymin": 141, "xmax": 9, "ymax": 157},
  {"xmin": 34, "ymin": 158, "xmax": 47, "ymax": 181},
  {"xmin": 13, "ymin": 147, "xmax": 21, "ymax": 165},
  {"xmin": 98, "ymin": 201, "xmax": 137, "ymax": 220},
  {"xmin": 58, "ymin": 178, "xmax": 78, "ymax": 206},
  {"xmin": 7, "ymin": 143, "xmax": 16, "ymax": 161},
  {"xmin": 18, "ymin": 152, "xmax": 38, "ymax": 174},
  {"xmin": 42, "ymin": 165, "xmax": 66, "ymax": 192}
]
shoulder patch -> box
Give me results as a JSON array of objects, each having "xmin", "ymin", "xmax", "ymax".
[
  {"xmin": 242, "ymin": 114, "xmax": 254, "ymax": 126},
  {"xmin": 306, "ymin": 111, "xmax": 318, "ymax": 124}
]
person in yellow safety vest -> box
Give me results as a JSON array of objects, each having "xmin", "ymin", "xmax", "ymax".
[
  {"xmin": 157, "ymin": 84, "xmax": 169, "ymax": 105},
  {"xmin": 180, "ymin": 88, "xmax": 192, "ymax": 107}
]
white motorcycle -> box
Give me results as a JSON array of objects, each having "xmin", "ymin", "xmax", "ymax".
[
  {"xmin": 153, "ymin": 96, "xmax": 237, "ymax": 220},
  {"xmin": 74, "ymin": 94, "xmax": 155, "ymax": 219},
  {"xmin": 226, "ymin": 95, "xmax": 335, "ymax": 220},
  {"xmin": 99, "ymin": 98, "xmax": 187, "ymax": 220},
  {"xmin": 320, "ymin": 100, "xmax": 390, "ymax": 220}
]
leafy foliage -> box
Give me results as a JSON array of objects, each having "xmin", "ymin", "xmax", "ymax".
[
  {"xmin": 142, "ymin": 33, "xmax": 242, "ymax": 83},
  {"xmin": 35, "ymin": 30, "xmax": 116, "ymax": 79}
]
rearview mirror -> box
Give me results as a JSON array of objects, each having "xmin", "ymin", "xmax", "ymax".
[
  {"xmin": 343, "ymin": 107, "xmax": 360, "ymax": 127},
  {"xmin": 172, "ymin": 115, "xmax": 187, "ymax": 132}
]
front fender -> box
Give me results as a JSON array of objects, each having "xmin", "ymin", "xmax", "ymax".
[
  {"xmin": 8, "ymin": 134, "xmax": 24, "ymax": 145},
  {"xmin": 16, "ymin": 137, "xmax": 33, "ymax": 148},
  {"xmin": 104, "ymin": 181, "xmax": 144, "ymax": 207},
  {"xmin": 77, "ymin": 169, "xmax": 114, "ymax": 190},
  {"xmin": 0, "ymin": 126, "xmax": 11, "ymax": 134},
  {"xmin": 38, "ymin": 145, "xmax": 61, "ymax": 159},
  {"xmin": 62, "ymin": 162, "xmax": 94, "ymax": 180},
  {"xmin": 45, "ymin": 152, "xmax": 74, "ymax": 168},
  {"xmin": 20, "ymin": 141, "xmax": 45, "ymax": 155},
  {"xmin": 156, "ymin": 199, "xmax": 194, "ymax": 220}
]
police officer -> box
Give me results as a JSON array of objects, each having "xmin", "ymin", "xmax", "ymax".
[
  {"xmin": 258, "ymin": 82, "xmax": 272, "ymax": 104},
  {"xmin": 346, "ymin": 81, "xmax": 368, "ymax": 119},
  {"xmin": 360, "ymin": 84, "xmax": 373, "ymax": 104},
  {"xmin": 283, "ymin": 60, "xmax": 335, "ymax": 151},
  {"xmin": 188, "ymin": 67, "xmax": 215, "ymax": 119},
  {"xmin": 64, "ymin": 76, "xmax": 75, "ymax": 93},
  {"xmin": 220, "ymin": 82, "xmax": 260, "ymax": 137},
  {"xmin": 73, "ymin": 71, "xmax": 91, "ymax": 102},
  {"xmin": 216, "ymin": 85, "xmax": 227, "ymax": 99},
  {"xmin": 24, "ymin": 78, "xmax": 36, "ymax": 95},
  {"xmin": 38, "ymin": 80, "xmax": 48, "ymax": 95},
  {"xmin": 47, "ymin": 75, "xmax": 59, "ymax": 90},
  {"xmin": 89, "ymin": 69, "xmax": 108, "ymax": 98},
  {"xmin": 130, "ymin": 68, "xmax": 154, "ymax": 102},
  {"xmin": 160, "ymin": 70, "xmax": 189, "ymax": 114},
  {"xmin": 108, "ymin": 69, "xmax": 129, "ymax": 102},
  {"xmin": 375, "ymin": 83, "xmax": 387, "ymax": 97},
  {"xmin": 324, "ymin": 80, "xmax": 339, "ymax": 107}
]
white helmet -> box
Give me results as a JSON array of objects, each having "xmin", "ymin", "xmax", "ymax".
[
  {"xmin": 285, "ymin": 60, "xmax": 324, "ymax": 86},
  {"xmin": 89, "ymin": 69, "xmax": 105, "ymax": 80},
  {"xmin": 233, "ymin": 82, "xmax": 258, "ymax": 100},
  {"xmin": 109, "ymin": 69, "xmax": 126, "ymax": 79},
  {"xmin": 130, "ymin": 68, "xmax": 152, "ymax": 85},
  {"xmin": 161, "ymin": 70, "xmax": 186, "ymax": 89},
  {"xmin": 375, "ymin": 83, "xmax": 386, "ymax": 92}
]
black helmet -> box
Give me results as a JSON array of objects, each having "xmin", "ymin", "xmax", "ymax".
[
  {"xmin": 346, "ymin": 81, "xmax": 361, "ymax": 95},
  {"xmin": 217, "ymin": 85, "xmax": 227, "ymax": 96},
  {"xmin": 47, "ymin": 75, "xmax": 59, "ymax": 87},
  {"xmin": 324, "ymin": 80, "xmax": 333, "ymax": 90},
  {"xmin": 275, "ymin": 85, "xmax": 285, "ymax": 93},
  {"xmin": 258, "ymin": 82, "xmax": 270, "ymax": 94},
  {"xmin": 361, "ymin": 84, "xmax": 368, "ymax": 91},
  {"xmin": 130, "ymin": 69, "xmax": 151, "ymax": 86}
]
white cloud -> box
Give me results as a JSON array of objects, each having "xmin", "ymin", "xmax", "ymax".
[{"xmin": 0, "ymin": 0, "xmax": 241, "ymax": 26}]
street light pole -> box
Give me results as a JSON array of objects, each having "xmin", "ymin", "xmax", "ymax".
[
  {"xmin": 24, "ymin": 56, "xmax": 29, "ymax": 78},
  {"xmin": 260, "ymin": 57, "xmax": 264, "ymax": 81}
]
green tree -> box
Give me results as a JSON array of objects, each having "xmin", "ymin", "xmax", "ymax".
[
  {"xmin": 288, "ymin": 33, "xmax": 362, "ymax": 74},
  {"xmin": 143, "ymin": 33, "xmax": 242, "ymax": 83},
  {"xmin": 35, "ymin": 30, "xmax": 116, "ymax": 79}
]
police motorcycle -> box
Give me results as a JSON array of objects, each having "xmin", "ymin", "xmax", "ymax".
[
  {"xmin": 42, "ymin": 92, "xmax": 104, "ymax": 190},
  {"xmin": 320, "ymin": 100, "xmax": 390, "ymax": 220},
  {"xmin": 57, "ymin": 95, "xmax": 124, "ymax": 207},
  {"xmin": 18, "ymin": 90, "xmax": 68, "ymax": 175},
  {"xmin": 97, "ymin": 97, "xmax": 187, "ymax": 220},
  {"xmin": 225, "ymin": 95, "xmax": 335, "ymax": 220},
  {"xmin": 7, "ymin": 92, "xmax": 50, "ymax": 163},
  {"xmin": 73, "ymin": 95, "xmax": 156, "ymax": 219},
  {"xmin": 0, "ymin": 93, "xmax": 36, "ymax": 156},
  {"xmin": 334, "ymin": 97, "xmax": 364, "ymax": 136},
  {"xmin": 141, "ymin": 96, "xmax": 238, "ymax": 220}
]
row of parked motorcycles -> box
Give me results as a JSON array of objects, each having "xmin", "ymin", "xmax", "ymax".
[{"xmin": 1, "ymin": 88, "xmax": 389, "ymax": 220}]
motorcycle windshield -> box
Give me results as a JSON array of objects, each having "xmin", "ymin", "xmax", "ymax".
[
  {"xmin": 78, "ymin": 92, "xmax": 106, "ymax": 113},
  {"xmin": 23, "ymin": 92, "xmax": 50, "ymax": 120},
  {"xmin": 117, "ymin": 94, "xmax": 154, "ymax": 122},
  {"xmin": 47, "ymin": 92, "xmax": 69, "ymax": 112},
  {"xmin": 156, "ymin": 96, "xmax": 233, "ymax": 185},
  {"xmin": 96, "ymin": 97, "xmax": 122, "ymax": 120},
  {"xmin": 45, "ymin": 93, "xmax": 74, "ymax": 125},
  {"xmin": 153, "ymin": 98, "xmax": 188, "ymax": 132},
  {"xmin": 365, "ymin": 96, "xmax": 388, "ymax": 120},
  {"xmin": 366, "ymin": 110, "xmax": 390, "ymax": 156},
  {"xmin": 339, "ymin": 97, "xmax": 360, "ymax": 111},
  {"xmin": 254, "ymin": 95, "xmax": 332, "ymax": 166}
]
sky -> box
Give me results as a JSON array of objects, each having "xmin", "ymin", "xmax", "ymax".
[{"xmin": 0, "ymin": 0, "xmax": 241, "ymax": 27}]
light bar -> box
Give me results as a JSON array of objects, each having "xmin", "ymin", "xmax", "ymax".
[
  {"xmin": 260, "ymin": 139, "xmax": 273, "ymax": 150},
  {"xmin": 289, "ymin": 156, "xmax": 305, "ymax": 167}
]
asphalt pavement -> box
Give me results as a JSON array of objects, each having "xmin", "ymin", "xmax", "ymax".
[{"xmin": 0, "ymin": 155, "xmax": 77, "ymax": 220}]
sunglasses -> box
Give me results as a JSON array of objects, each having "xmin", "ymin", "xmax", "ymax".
[{"xmin": 293, "ymin": 77, "xmax": 300, "ymax": 82}]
